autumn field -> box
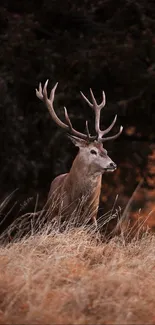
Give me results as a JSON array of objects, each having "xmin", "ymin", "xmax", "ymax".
[
  {"xmin": 0, "ymin": 1, "xmax": 155, "ymax": 324},
  {"xmin": 0, "ymin": 207, "xmax": 155, "ymax": 325}
]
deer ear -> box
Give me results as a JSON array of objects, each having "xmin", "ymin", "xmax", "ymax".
[{"xmin": 67, "ymin": 135, "xmax": 87, "ymax": 148}]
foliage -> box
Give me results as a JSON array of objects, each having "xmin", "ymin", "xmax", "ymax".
[{"xmin": 0, "ymin": 0, "xmax": 155, "ymax": 220}]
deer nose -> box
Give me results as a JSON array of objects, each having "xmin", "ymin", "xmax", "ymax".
[{"xmin": 109, "ymin": 162, "xmax": 117, "ymax": 169}]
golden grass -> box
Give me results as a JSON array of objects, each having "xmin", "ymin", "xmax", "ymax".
[
  {"xmin": 0, "ymin": 224, "xmax": 155, "ymax": 325},
  {"xmin": 0, "ymin": 188, "xmax": 154, "ymax": 325}
]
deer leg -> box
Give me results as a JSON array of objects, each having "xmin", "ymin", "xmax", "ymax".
[{"xmin": 92, "ymin": 216, "xmax": 97, "ymax": 228}]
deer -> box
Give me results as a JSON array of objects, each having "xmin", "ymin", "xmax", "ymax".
[{"xmin": 36, "ymin": 80, "xmax": 123, "ymax": 228}]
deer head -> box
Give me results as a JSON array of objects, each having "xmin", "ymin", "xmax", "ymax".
[{"xmin": 36, "ymin": 80, "xmax": 123, "ymax": 175}]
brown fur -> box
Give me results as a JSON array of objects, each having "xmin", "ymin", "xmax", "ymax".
[
  {"xmin": 47, "ymin": 151, "xmax": 102, "ymax": 225},
  {"xmin": 36, "ymin": 81, "xmax": 122, "ymax": 226}
]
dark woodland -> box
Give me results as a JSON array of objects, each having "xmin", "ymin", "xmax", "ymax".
[{"xmin": 0, "ymin": 0, "xmax": 155, "ymax": 230}]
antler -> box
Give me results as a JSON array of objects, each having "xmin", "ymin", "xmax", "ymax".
[
  {"xmin": 36, "ymin": 80, "xmax": 96, "ymax": 141},
  {"xmin": 36, "ymin": 80, "xmax": 123, "ymax": 143},
  {"xmin": 80, "ymin": 89, "xmax": 123, "ymax": 142}
]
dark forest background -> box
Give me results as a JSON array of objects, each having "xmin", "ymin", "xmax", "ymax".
[{"xmin": 0, "ymin": 0, "xmax": 155, "ymax": 229}]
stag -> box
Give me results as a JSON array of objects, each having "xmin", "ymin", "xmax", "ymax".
[{"xmin": 36, "ymin": 80, "xmax": 123, "ymax": 227}]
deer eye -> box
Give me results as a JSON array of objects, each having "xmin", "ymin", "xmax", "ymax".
[{"xmin": 90, "ymin": 149, "xmax": 97, "ymax": 155}]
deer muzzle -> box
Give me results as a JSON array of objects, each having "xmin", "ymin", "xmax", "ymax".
[{"xmin": 105, "ymin": 162, "xmax": 117, "ymax": 172}]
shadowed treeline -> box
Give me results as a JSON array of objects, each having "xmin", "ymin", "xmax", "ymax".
[{"xmin": 0, "ymin": 0, "xmax": 155, "ymax": 228}]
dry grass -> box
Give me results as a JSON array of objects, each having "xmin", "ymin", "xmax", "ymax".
[
  {"xmin": 0, "ymin": 223, "xmax": 155, "ymax": 324},
  {"xmin": 0, "ymin": 190, "xmax": 155, "ymax": 325}
]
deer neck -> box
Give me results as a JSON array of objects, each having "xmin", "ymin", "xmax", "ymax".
[{"xmin": 65, "ymin": 153, "xmax": 102, "ymax": 198}]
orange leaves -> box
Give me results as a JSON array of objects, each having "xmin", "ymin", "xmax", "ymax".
[{"xmin": 125, "ymin": 126, "xmax": 136, "ymax": 136}]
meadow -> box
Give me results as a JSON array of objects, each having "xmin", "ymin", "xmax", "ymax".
[{"xmin": 0, "ymin": 198, "xmax": 154, "ymax": 325}]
